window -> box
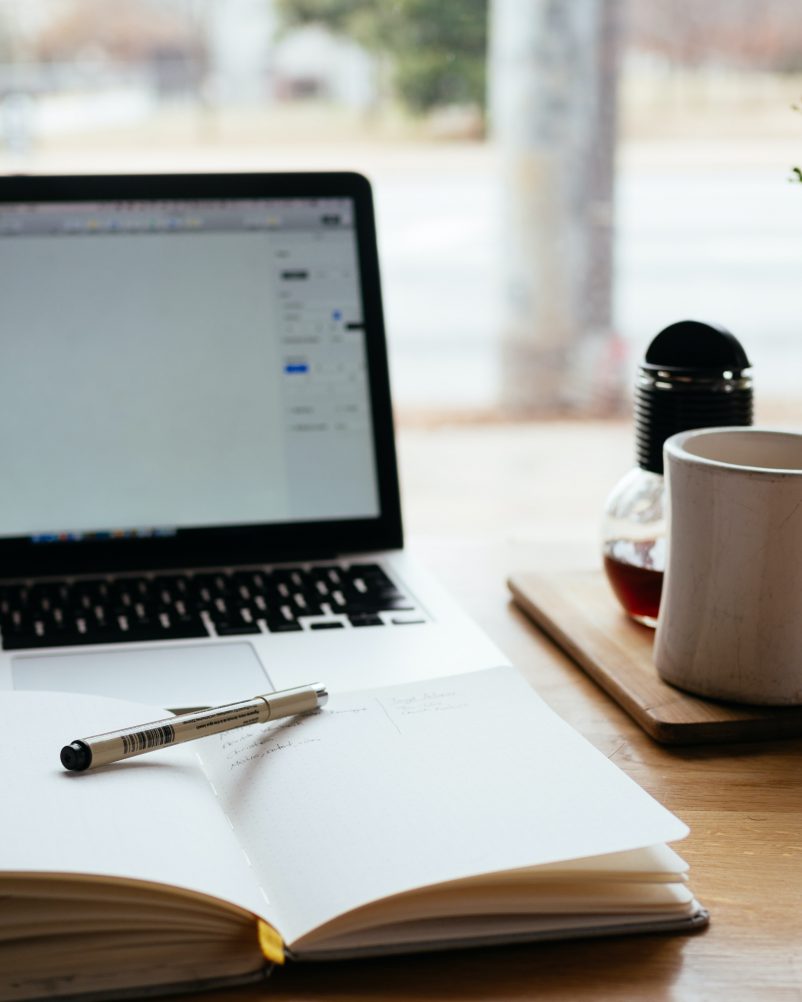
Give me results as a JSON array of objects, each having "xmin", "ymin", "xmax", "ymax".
[{"xmin": 1, "ymin": 0, "xmax": 799, "ymax": 416}]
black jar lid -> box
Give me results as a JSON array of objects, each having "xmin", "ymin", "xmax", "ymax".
[{"xmin": 635, "ymin": 320, "xmax": 753, "ymax": 474}]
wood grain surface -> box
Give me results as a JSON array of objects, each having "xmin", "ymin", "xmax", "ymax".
[{"xmin": 508, "ymin": 569, "xmax": 802, "ymax": 744}]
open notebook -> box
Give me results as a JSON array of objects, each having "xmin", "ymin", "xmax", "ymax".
[{"xmin": 1, "ymin": 667, "xmax": 707, "ymax": 1000}]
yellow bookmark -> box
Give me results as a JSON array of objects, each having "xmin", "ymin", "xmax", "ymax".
[{"xmin": 257, "ymin": 920, "xmax": 285, "ymax": 965}]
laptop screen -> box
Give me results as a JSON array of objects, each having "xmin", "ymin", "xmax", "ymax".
[{"xmin": 0, "ymin": 174, "xmax": 401, "ymax": 576}]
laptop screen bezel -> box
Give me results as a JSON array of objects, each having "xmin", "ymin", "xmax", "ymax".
[{"xmin": 0, "ymin": 171, "xmax": 403, "ymax": 577}]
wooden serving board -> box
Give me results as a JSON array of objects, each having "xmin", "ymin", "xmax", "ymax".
[{"xmin": 508, "ymin": 569, "xmax": 802, "ymax": 745}]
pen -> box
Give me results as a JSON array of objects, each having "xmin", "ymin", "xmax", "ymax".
[{"xmin": 60, "ymin": 682, "xmax": 328, "ymax": 772}]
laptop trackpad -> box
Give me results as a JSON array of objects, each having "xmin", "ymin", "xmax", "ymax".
[{"xmin": 11, "ymin": 643, "xmax": 273, "ymax": 710}]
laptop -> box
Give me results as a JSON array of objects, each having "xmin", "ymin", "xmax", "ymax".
[{"xmin": 0, "ymin": 171, "xmax": 506, "ymax": 708}]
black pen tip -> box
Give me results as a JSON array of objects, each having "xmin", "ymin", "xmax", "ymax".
[{"xmin": 60, "ymin": 741, "xmax": 92, "ymax": 772}]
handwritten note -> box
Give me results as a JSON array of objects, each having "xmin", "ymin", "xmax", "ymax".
[
  {"xmin": 380, "ymin": 687, "xmax": 468, "ymax": 718},
  {"xmin": 217, "ymin": 689, "xmax": 470, "ymax": 775},
  {"xmin": 218, "ymin": 704, "xmax": 376, "ymax": 771},
  {"xmin": 220, "ymin": 715, "xmax": 324, "ymax": 770},
  {"xmin": 196, "ymin": 666, "xmax": 688, "ymax": 948}
]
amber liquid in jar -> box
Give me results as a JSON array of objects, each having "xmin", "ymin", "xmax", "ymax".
[{"xmin": 603, "ymin": 540, "xmax": 664, "ymax": 628}]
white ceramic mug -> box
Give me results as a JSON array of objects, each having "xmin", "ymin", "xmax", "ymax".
[{"xmin": 654, "ymin": 427, "xmax": 802, "ymax": 705}]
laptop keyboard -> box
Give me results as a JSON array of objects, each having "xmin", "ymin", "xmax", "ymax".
[{"xmin": 0, "ymin": 564, "xmax": 423, "ymax": 651}]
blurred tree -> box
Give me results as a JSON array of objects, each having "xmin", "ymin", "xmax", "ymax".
[
  {"xmin": 625, "ymin": 0, "xmax": 802, "ymax": 72},
  {"xmin": 490, "ymin": 0, "xmax": 624, "ymax": 414},
  {"xmin": 274, "ymin": 0, "xmax": 488, "ymax": 113},
  {"xmin": 0, "ymin": 9, "xmax": 15, "ymax": 63}
]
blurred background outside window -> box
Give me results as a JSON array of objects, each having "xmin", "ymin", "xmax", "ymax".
[{"xmin": 1, "ymin": 0, "xmax": 801, "ymax": 418}]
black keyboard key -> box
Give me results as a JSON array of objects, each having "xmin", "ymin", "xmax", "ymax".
[
  {"xmin": 310, "ymin": 621, "xmax": 344, "ymax": 630},
  {"xmin": 252, "ymin": 594, "xmax": 270, "ymax": 616},
  {"xmin": 214, "ymin": 621, "xmax": 262, "ymax": 636},
  {"xmin": 268, "ymin": 580, "xmax": 293, "ymax": 602},
  {"xmin": 19, "ymin": 611, "xmax": 207, "ymax": 648},
  {"xmin": 46, "ymin": 608, "xmax": 70, "ymax": 633},
  {"xmin": 338, "ymin": 596, "xmax": 416, "ymax": 615},
  {"xmin": 209, "ymin": 597, "xmax": 230, "ymax": 621},
  {"xmin": 153, "ymin": 575, "xmax": 189, "ymax": 596},
  {"xmin": 29, "ymin": 582, "xmax": 69, "ymax": 611},
  {"xmin": 291, "ymin": 593, "xmax": 323, "ymax": 617},
  {"xmin": 118, "ymin": 577, "xmax": 151, "ymax": 599},
  {"xmin": 119, "ymin": 623, "xmax": 166, "ymax": 644},
  {"xmin": 170, "ymin": 615, "xmax": 209, "ymax": 638},
  {"xmin": 307, "ymin": 566, "xmax": 341, "ymax": 590},
  {"xmin": 2, "ymin": 630, "xmax": 80, "ymax": 650},
  {"xmin": 191, "ymin": 573, "xmax": 232, "ymax": 598},
  {"xmin": 211, "ymin": 604, "xmax": 259, "ymax": 630},
  {"xmin": 1, "ymin": 561, "xmax": 416, "ymax": 649},
  {"xmin": 122, "ymin": 616, "xmax": 209, "ymax": 644},
  {"xmin": 349, "ymin": 614, "xmax": 384, "ymax": 627},
  {"xmin": 377, "ymin": 597, "xmax": 416, "ymax": 611},
  {"xmin": 347, "ymin": 562, "xmax": 393, "ymax": 580},
  {"xmin": 327, "ymin": 589, "xmax": 344, "ymax": 607},
  {"xmin": 265, "ymin": 618, "xmax": 303, "ymax": 633},
  {"xmin": 272, "ymin": 569, "xmax": 306, "ymax": 589}
]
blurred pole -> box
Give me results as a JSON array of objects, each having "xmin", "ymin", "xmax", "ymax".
[
  {"xmin": 203, "ymin": 0, "xmax": 275, "ymax": 106},
  {"xmin": 489, "ymin": 0, "xmax": 624, "ymax": 414}
]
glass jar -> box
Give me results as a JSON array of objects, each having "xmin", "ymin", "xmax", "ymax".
[
  {"xmin": 602, "ymin": 320, "xmax": 752, "ymax": 628},
  {"xmin": 602, "ymin": 468, "xmax": 665, "ymax": 628}
]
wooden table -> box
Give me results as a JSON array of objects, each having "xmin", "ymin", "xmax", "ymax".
[{"xmin": 194, "ymin": 419, "xmax": 802, "ymax": 1002}]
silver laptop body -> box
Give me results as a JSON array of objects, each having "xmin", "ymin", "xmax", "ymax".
[{"xmin": 0, "ymin": 172, "xmax": 505, "ymax": 708}]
